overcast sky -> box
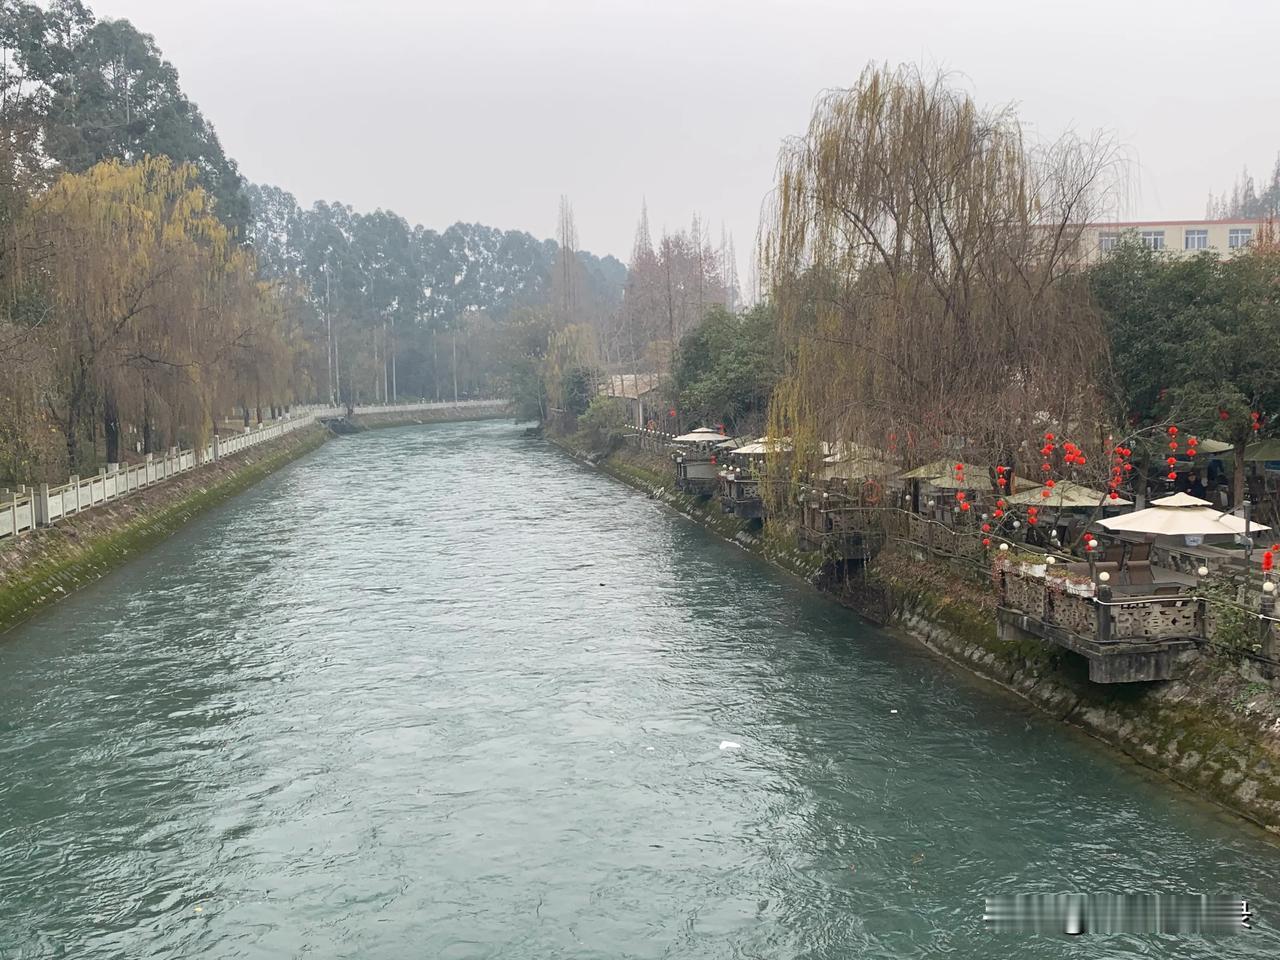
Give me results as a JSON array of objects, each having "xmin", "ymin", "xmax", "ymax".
[{"xmin": 94, "ymin": 0, "xmax": 1280, "ymax": 269}]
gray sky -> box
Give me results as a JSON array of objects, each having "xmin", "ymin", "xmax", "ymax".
[{"xmin": 95, "ymin": 0, "xmax": 1280, "ymax": 269}]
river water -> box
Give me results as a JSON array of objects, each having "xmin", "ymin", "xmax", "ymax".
[{"xmin": 2, "ymin": 420, "xmax": 1279, "ymax": 959}]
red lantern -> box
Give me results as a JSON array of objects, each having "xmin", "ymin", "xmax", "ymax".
[
  {"xmin": 1044, "ymin": 432, "xmax": 1055, "ymax": 441},
  {"xmin": 1046, "ymin": 479, "xmax": 1056, "ymax": 488},
  {"xmin": 1168, "ymin": 425, "xmax": 1178, "ymax": 436},
  {"xmin": 982, "ymin": 537, "xmax": 991, "ymax": 548},
  {"xmin": 1167, "ymin": 471, "xmax": 1177, "ymax": 480},
  {"xmin": 1040, "ymin": 489, "xmax": 1051, "ymax": 498},
  {"xmin": 1168, "ymin": 441, "xmax": 1178, "ymax": 450},
  {"xmin": 994, "ymin": 508, "xmax": 1004, "ymax": 518},
  {"xmin": 961, "ymin": 502, "xmax": 971, "ymax": 512},
  {"xmin": 1084, "ymin": 541, "xmax": 1094, "ymax": 552},
  {"xmin": 1041, "ymin": 462, "xmax": 1051, "ymax": 472},
  {"xmin": 956, "ymin": 491, "xmax": 967, "ymax": 501},
  {"xmin": 1264, "ymin": 551, "xmax": 1275, "ymax": 573},
  {"xmin": 981, "ymin": 523, "xmax": 991, "ymax": 533},
  {"xmin": 1166, "ymin": 456, "xmax": 1177, "ymax": 466}
]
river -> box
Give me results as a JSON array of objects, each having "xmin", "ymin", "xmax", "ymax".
[{"xmin": 1, "ymin": 420, "xmax": 1278, "ymax": 959}]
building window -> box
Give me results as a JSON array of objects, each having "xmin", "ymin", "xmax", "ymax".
[
  {"xmin": 1140, "ymin": 230, "xmax": 1165, "ymax": 251},
  {"xmin": 1229, "ymin": 227, "xmax": 1253, "ymax": 249},
  {"xmin": 1099, "ymin": 232, "xmax": 1120, "ymax": 252},
  {"xmin": 1184, "ymin": 228, "xmax": 1208, "ymax": 250}
]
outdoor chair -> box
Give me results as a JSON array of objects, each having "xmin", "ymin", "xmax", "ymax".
[
  {"xmin": 1127, "ymin": 562, "xmax": 1154, "ymax": 585},
  {"xmin": 1092, "ymin": 562, "xmax": 1121, "ymax": 586}
]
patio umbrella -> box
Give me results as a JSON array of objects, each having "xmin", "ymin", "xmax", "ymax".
[
  {"xmin": 733, "ymin": 438, "xmax": 793, "ymax": 455},
  {"xmin": 1244, "ymin": 439, "xmax": 1280, "ymax": 462},
  {"xmin": 821, "ymin": 457, "xmax": 899, "ymax": 482},
  {"xmin": 926, "ymin": 468, "xmax": 1041, "ymax": 493},
  {"xmin": 1005, "ymin": 480, "xmax": 1131, "ymax": 509},
  {"xmin": 672, "ymin": 427, "xmax": 724, "ymax": 443},
  {"xmin": 1193, "ymin": 438, "xmax": 1234, "ymax": 455},
  {"xmin": 897, "ymin": 459, "xmax": 954, "ymax": 481},
  {"xmin": 1096, "ymin": 492, "xmax": 1271, "ymax": 536}
]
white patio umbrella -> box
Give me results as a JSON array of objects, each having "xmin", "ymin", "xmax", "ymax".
[
  {"xmin": 733, "ymin": 438, "xmax": 793, "ymax": 455},
  {"xmin": 672, "ymin": 427, "xmax": 724, "ymax": 443},
  {"xmin": 1096, "ymin": 492, "xmax": 1271, "ymax": 536}
]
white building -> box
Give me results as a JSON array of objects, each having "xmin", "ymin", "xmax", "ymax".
[{"xmin": 1076, "ymin": 217, "xmax": 1271, "ymax": 263}]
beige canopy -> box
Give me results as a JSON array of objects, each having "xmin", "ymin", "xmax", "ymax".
[
  {"xmin": 820, "ymin": 457, "xmax": 899, "ymax": 482},
  {"xmin": 1245, "ymin": 439, "xmax": 1280, "ymax": 462},
  {"xmin": 1097, "ymin": 492, "xmax": 1271, "ymax": 536},
  {"xmin": 672, "ymin": 428, "xmax": 724, "ymax": 444},
  {"xmin": 1006, "ymin": 480, "xmax": 1131, "ymax": 509},
  {"xmin": 1192, "ymin": 438, "xmax": 1234, "ymax": 455},
  {"xmin": 733, "ymin": 438, "xmax": 793, "ymax": 456},
  {"xmin": 897, "ymin": 459, "xmax": 955, "ymax": 481},
  {"xmin": 927, "ymin": 470, "xmax": 1041, "ymax": 493},
  {"xmin": 822, "ymin": 441, "xmax": 888, "ymax": 462}
]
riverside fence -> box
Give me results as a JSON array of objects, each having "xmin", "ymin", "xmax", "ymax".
[{"xmin": 0, "ymin": 399, "xmax": 509, "ymax": 542}]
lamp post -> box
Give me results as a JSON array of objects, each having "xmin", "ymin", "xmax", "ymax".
[
  {"xmin": 1261, "ymin": 577, "xmax": 1276, "ymax": 655},
  {"xmin": 1097, "ymin": 569, "xmax": 1113, "ymax": 642}
]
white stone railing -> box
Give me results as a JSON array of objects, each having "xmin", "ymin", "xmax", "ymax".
[{"xmin": 0, "ymin": 399, "xmax": 508, "ymax": 541}]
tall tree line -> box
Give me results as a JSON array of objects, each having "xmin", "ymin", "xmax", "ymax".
[
  {"xmin": 1208, "ymin": 154, "xmax": 1280, "ymax": 219},
  {"xmin": 0, "ymin": 1, "xmax": 628, "ymax": 483},
  {"xmin": 612, "ymin": 202, "xmax": 739, "ymax": 376},
  {"xmin": 244, "ymin": 185, "xmax": 626, "ymax": 406}
]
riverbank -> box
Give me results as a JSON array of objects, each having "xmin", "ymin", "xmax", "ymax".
[
  {"xmin": 556, "ymin": 436, "xmax": 1280, "ymax": 833},
  {"xmin": 0, "ymin": 425, "xmax": 329, "ymax": 636},
  {"xmin": 1, "ymin": 407, "xmax": 516, "ymax": 634},
  {"xmin": 346, "ymin": 404, "xmax": 511, "ymax": 431}
]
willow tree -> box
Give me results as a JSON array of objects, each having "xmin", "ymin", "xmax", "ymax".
[
  {"xmin": 15, "ymin": 156, "xmax": 298, "ymax": 468},
  {"xmin": 762, "ymin": 65, "xmax": 1120, "ymax": 489}
]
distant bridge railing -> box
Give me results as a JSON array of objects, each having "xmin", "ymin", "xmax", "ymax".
[{"xmin": 0, "ymin": 400, "xmax": 509, "ymax": 542}]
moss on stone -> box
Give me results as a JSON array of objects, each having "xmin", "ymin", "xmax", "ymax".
[{"xmin": 0, "ymin": 427, "xmax": 328, "ymax": 636}]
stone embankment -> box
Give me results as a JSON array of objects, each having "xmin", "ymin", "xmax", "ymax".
[
  {"xmin": 0, "ymin": 425, "xmax": 328, "ymax": 635},
  {"xmin": 556, "ymin": 436, "xmax": 1280, "ymax": 833}
]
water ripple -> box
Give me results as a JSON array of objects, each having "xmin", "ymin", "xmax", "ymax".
[{"xmin": 0, "ymin": 421, "xmax": 1278, "ymax": 958}]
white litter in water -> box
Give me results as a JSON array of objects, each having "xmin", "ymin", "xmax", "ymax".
[
  {"xmin": 719, "ymin": 741, "xmax": 742, "ymax": 751},
  {"xmin": 646, "ymin": 746, "xmax": 655, "ymax": 751},
  {"xmin": 890, "ymin": 709, "xmax": 898, "ymax": 714}
]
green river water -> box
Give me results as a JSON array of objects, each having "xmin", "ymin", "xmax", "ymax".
[{"xmin": 1, "ymin": 420, "xmax": 1279, "ymax": 958}]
